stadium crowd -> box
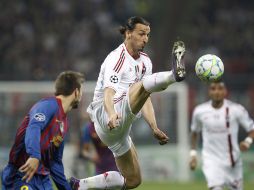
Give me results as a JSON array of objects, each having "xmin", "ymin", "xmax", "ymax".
[{"xmin": 1, "ymin": 0, "xmax": 254, "ymax": 115}]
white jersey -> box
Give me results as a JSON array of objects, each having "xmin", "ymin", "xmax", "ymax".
[
  {"xmin": 191, "ymin": 99, "xmax": 254, "ymax": 166},
  {"xmin": 92, "ymin": 43, "xmax": 152, "ymax": 103}
]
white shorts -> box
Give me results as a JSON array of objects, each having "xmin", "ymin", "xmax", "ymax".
[
  {"xmin": 87, "ymin": 90, "xmax": 140, "ymax": 157},
  {"xmin": 202, "ymin": 159, "xmax": 243, "ymax": 190}
]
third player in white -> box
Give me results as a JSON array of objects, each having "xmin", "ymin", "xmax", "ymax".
[{"xmin": 189, "ymin": 81, "xmax": 254, "ymax": 190}]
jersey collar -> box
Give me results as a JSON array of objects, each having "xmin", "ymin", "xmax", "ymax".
[
  {"xmin": 56, "ymin": 97, "xmax": 66, "ymax": 117},
  {"xmin": 122, "ymin": 43, "xmax": 141, "ymax": 61}
]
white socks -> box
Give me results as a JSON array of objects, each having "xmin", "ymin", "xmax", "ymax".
[
  {"xmin": 211, "ymin": 187, "xmax": 223, "ymax": 190},
  {"xmin": 78, "ymin": 171, "xmax": 125, "ymax": 190},
  {"xmin": 143, "ymin": 71, "xmax": 176, "ymax": 93}
]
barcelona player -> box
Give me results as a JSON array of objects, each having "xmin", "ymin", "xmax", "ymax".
[{"xmin": 1, "ymin": 71, "xmax": 84, "ymax": 190}]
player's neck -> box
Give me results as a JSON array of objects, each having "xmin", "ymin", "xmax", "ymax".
[
  {"xmin": 212, "ymin": 100, "xmax": 224, "ymax": 109},
  {"xmin": 124, "ymin": 42, "xmax": 140, "ymax": 59},
  {"xmin": 56, "ymin": 95, "xmax": 73, "ymax": 113}
]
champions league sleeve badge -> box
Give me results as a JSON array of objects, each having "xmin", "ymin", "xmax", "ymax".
[
  {"xmin": 110, "ymin": 75, "xmax": 119, "ymax": 83},
  {"xmin": 34, "ymin": 113, "xmax": 46, "ymax": 122}
]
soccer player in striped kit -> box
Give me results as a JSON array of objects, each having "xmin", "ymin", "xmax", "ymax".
[
  {"xmin": 1, "ymin": 71, "xmax": 84, "ymax": 190},
  {"xmin": 189, "ymin": 81, "xmax": 254, "ymax": 190},
  {"xmin": 70, "ymin": 16, "xmax": 186, "ymax": 189}
]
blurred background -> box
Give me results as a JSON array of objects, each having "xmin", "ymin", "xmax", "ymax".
[{"xmin": 1, "ymin": 0, "xmax": 254, "ymax": 189}]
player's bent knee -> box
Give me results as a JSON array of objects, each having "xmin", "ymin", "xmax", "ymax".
[
  {"xmin": 126, "ymin": 180, "xmax": 141, "ymax": 189},
  {"xmin": 125, "ymin": 176, "xmax": 142, "ymax": 189}
]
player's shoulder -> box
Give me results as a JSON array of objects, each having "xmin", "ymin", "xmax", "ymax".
[
  {"xmin": 195, "ymin": 101, "xmax": 211, "ymax": 110},
  {"xmin": 32, "ymin": 97, "xmax": 58, "ymax": 112},
  {"xmin": 193, "ymin": 101, "xmax": 211, "ymax": 114},
  {"xmin": 107, "ymin": 44, "xmax": 125, "ymax": 59},
  {"xmin": 225, "ymin": 99, "xmax": 246, "ymax": 112},
  {"xmin": 29, "ymin": 97, "xmax": 58, "ymax": 121},
  {"xmin": 39, "ymin": 97, "xmax": 58, "ymax": 106}
]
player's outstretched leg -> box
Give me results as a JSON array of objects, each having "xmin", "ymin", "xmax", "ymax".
[
  {"xmin": 142, "ymin": 40, "xmax": 186, "ymax": 92},
  {"xmin": 130, "ymin": 41, "xmax": 186, "ymax": 114},
  {"xmin": 69, "ymin": 145, "xmax": 141, "ymax": 190},
  {"xmin": 69, "ymin": 171, "xmax": 126, "ymax": 190}
]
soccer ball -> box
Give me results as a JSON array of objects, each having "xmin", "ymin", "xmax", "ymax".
[{"xmin": 195, "ymin": 54, "xmax": 224, "ymax": 82}]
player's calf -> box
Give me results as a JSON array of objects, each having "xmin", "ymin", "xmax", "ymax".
[
  {"xmin": 142, "ymin": 71, "xmax": 176, "ymax": 93},
  {"xmin": 69, "ymin": 171, "xmax": 125, "ymax": 190},
  {"xmin": 142, "ymin": 41, "xmax": 186, "ymax": 93}
]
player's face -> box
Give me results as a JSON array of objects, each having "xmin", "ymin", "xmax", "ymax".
[
  {"xmin": 128, "ymin": 23, "xmax": 150, "ymax": 52},
  {"xmin": 208, "ymin": 82, "xmax": 226, "ymax": 103}
]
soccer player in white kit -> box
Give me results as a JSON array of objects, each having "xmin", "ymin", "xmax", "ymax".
[
  {"xmin": 70, "ymin": 16, "xmax": 186, "ymax": 189},
  {"xmin": 189, "ymin": 81, "xmax": 254, "ymax": 190}
]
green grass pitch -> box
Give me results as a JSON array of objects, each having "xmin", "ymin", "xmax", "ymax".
[
  {"xmin": 1, "ymin": 180, "xmax": 253, "ymax": 189},
  {"xmin": 52, "ymin": 181, "xmax": 254, "ymax": 190},
  {"xmin": 135, "ymin": 181, "xmax": 254, "ymax": 190}
]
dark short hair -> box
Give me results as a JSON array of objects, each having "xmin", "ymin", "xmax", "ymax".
[
  {"xmin": 119, "ymin": 16, "xmax": 150, "ymax": 37},
  {"xmin": 55, "ymin": 71, "xmax": 85, "ymax": 96},
  {"xmin": 209, "ymin": 79, "xmax": 226, "ymax": 87}
]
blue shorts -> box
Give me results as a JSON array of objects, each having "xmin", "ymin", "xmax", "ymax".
[{"xmin": 1, "ymin": 164, "xmax": 53, "ymax": 190}]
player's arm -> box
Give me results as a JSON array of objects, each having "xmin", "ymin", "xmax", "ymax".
[
  {"xmin": 240, "ymin": 130, "xmax": 254, "ymax": 151},
  {"xmin": 237, "ymin": 105, "xmax": 254, "ymax": 151},
  {"xmin": 240, "ymin": 129, "xmax": 254, "ymax": 151},
  {"xmin": 104, "ymin": 87, "xmax": 116, "ymax": 117},
  {"xmin": 189, "ymin": 131, "xmax": 199, "ymax": 170},
  {"xmin": 103, "ymin": 53, "xmax": 124, "ymax": 130},
  {"xmin": 190, "ymin": 132, "xmax": 199, "ymax": 150},
  {"xmin": 20, "ymin": 119, "xmax": 42, "ymax": 183},
  {"xmin": 189, "ymin": 107, "xmax": 201, "ymax": 170},
  {"xmin": 20, "ymin": 101, "xmax": 55, "ymax": 182},
  {"xmin": 50, "ymin": 141, "xmax": 72, "ymax": 190},
  {"xmin": 104, "ymin": 87, "xmax": 121, "ymax": 130},
  {"xmin": 141, "ymin": 97, "xmax": 169, "ymax": 145}
]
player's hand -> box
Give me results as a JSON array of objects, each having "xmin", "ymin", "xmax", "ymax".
[
  {"xmin": 108, "ymin": 113, "xmax": 121, "ymax": 130},
  {"xmin": 92, "ymin": 154, "xmax": 100, "ymax": 164},
  {"xmin": 153, "ymin": 128, "xmax": 169, "ymax": 145},
  {"xmin": 240, "ymin": 141, "xmax": 250, "ymax": 152},
  {"xmin": 189, "ymin": 156, "xmax": 197, "ymax": 170},
  {"xmin": 19, "ymin": 157, "xmax": 39, "ymax": 183}
]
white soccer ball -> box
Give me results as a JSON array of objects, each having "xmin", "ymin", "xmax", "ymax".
[{"xmin": 195, "ymin": 54, "xmax": 224, "ymax": 82}]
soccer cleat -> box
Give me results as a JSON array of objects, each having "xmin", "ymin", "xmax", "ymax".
[
  {"xmin": 69, "ymin": 177, "xmax": 80, "ymax": 190},
  {"xmin": 171, "ymin": 41, "xmax": 186, "ymax": 82}
]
